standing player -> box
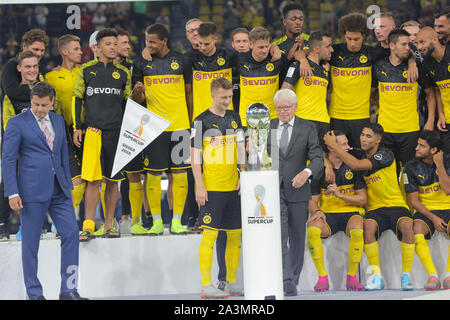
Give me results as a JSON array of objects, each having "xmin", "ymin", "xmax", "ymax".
[
  {"xmin": 281, "ymin": 30, "xmax": 333, "ymax": 142},
  {"xmin": 230, "ymin": 27, "xmax": 250, "ymax": 114},
  {"xmin": 239, "ymin": 26, "xmax": 283, "ymax": 126},
  {"xmin": 132, "ymin": 24, "xmax": 192, "ymax": 235},
  {"xmin": 324, "ymin": 124, "xmax": 416, "ymax": 291},
  {"xmin": 372, "ymin": 29, "xmax": 436, "ymax": 173},
  {"xmin": 434, "ymin": 8, "xmax": 449, "ymax": 45},
  {"xmin": 45, "ymin": 35, "xmax": 85, "ymax": 212},
  {"xmin": 73, "ymin": 28, "xmax": 132, "ymax": 240},
  {"xmin": 307, "ymin": 130, "xmax": 366, "ymax": 292},
  {"xmin": 415, "ymin": 27, "xmax": 450, "ymax": 153},
  {"xmin": 191, "ymin": 78, "xmax": 246, "ymax": 298},
  {"xmin": 404, "ymin": 130, "xmax": 450, "ymax": 290}
]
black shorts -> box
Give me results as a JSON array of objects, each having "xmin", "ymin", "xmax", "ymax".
[
  {"xmin": 65, "ymin": 125, "xmax": 83, "ymax": 180},
  {"xmin": 413, "ymin": 209, "xmax": 450, "ymax": 239},
  {"xmin": 381, "ymin": 131, "xmax": 419, "ymax": 166},
  {"xmin": 199, "ymin": 190, "xmax": 241, "ymax": 231},
  {"xmin": 124, "ymin": 152, "xmax": 144, "ymax": 173},
  {"xmin": 143, "ymin": 130, "xmax": 191, "ymax": 172},
  {"xmin": 322, "ymin": 211, "xmax": 363, "ymax": 238},
  {"xmin": 330, "ymin": 118, "xmax": 370, "ymax": 149},
  {"xmin": 365, "ymin": 206, "xmax": 412, "ymax": 241}
]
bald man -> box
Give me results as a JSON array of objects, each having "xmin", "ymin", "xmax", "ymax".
[{"xmin": 416, "ymin": 27, "xmax": 450, "ymax": 151}]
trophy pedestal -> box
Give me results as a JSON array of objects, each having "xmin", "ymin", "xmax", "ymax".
[{"xmin": 240, "ymin": 170, "xmax": 284, "ymax": 300}]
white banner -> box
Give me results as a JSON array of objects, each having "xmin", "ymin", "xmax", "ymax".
[
  {"xmin": 240, "ymin": 170, "xmax": 284, "ymax": 300},
  {"xmin": 111, "ymin": 99, "xmax": 170, "ymax": 177}
]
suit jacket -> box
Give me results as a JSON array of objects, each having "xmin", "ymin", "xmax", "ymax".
[
  {"xmin": 2, "ymin": 108, "xmax": 72, "ymax": 202},
  {"xmin": 269, "ymin": 116, "xmax": 323, "ymax": 202}
]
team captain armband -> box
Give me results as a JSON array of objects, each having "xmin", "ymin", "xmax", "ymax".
[{"xmin": 368, "ymin": 149, "xmax": 394, "ymax": 172}]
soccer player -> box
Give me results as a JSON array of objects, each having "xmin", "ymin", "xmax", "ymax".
[
  {"xmin": 45, "ymin": 35, "xmax": 84, "ymax": 212},
  {"xmin": 191, "ymin": 22, "xmax": 236, "ymax": 120},
  {"xmin": 323, "ymin": 124, "xmax": 416, "ymax": 291},
  {"xmin": 372, "ymin": 29, "xmax": 436, "ymax": 172},
  {"xmin": 73, "ymin": 28, "xmax": 132, "ymax": 240},
  {"xmin": 132, "ymin": 24, "xmax": 192, "ymax": 235},
  {"xmin": 404, "ymin": 130, "xmax": 450, "ymax": 290},
  {"xmin": 415, "ymin": 27, "xmax": 450, "ymax": 153},
  {"xmin": 434, "ymin": 8, "xmax": 449, "ymax": 45},
  {"xmin": 230, "ymin": 27, "xmax": 250, "ymax": 114},
  {"xmin": 307, "ymin": 130, "xmax": 366, "ymax": 292},
  {"xmin": 191, "ymin": 77, "xmax": 246, "ymax": 298},
  {"xmin": 281, "ymin": 30, "xmax": 333, "ymax": 142},
  {"xmin": 238, "ymin": 26, "xmax": 283, "ymax": 126}
]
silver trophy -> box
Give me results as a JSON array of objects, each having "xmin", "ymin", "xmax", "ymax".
[{"xmin": 246, "ymin": 103, "xmax": 271, "ymax": 170}]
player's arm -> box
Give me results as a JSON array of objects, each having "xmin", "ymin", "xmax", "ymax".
[
  {"xmin": 72, "ymin": 67, "xmax": 85, "ymax": 147},
  {"xmin": 323, "ymin": 131, "xmax": 373, "ymax": 171},
  {"xmin": 407, "ymin": 191, "xmax": 448, "ymax": 232},
  {"xmin": 308, "ymin": 195, "xmax": 326, "ymax": 224},
  {"xmin": 2, "ymin": 95, "xmax": 16, "ymax": 131},
  {"xmin": 423, "ymin": 87, "xmax": 436, "ymax": 131},
  {"xmin": 191, "ymin": 146, "xmax": 207, "ymax": 206},
  {"xmin": 406, "ymin": 54, "xmax": 419, "ymax": 83},
  {"xmin": 328, "ymin": 184, "xmax": 367, "ymax": 207},
  {"xmin": 281, "ymin": 61, "xmax": 299, "ymax": 90},
  {"xmin": 433, "ymin": 151, "xmax": 450, "ymax": 195},
  {"xmin": 435, "ymin": 88, "xmax": 447, "ymax": 132},
  {"xmin": 185, "ymin": 83, "xmax": 193, "ymax": 123}
]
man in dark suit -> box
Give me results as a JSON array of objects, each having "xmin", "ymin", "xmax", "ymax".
[
  {"xmin": 2, "ymin": 82, "xmax": 86, "ymax": 300},
  {"xmin": 270, "ymin": 88, "xmax": 323, "ymax": 296}
]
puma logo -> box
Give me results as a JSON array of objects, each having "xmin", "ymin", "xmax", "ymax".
[
  {"xmin": 338, "ymin": 56, "xmax": 345, "ymax": 62},
  {"xmin": 145, "ymin": 65, "xmax": 153, "ymax": 69},
  {"xmin": 90, "ymin": 71, "xmax": 97, "ymax": 77},
  {"xmin": 418, "ymin": 174, "xmax": 425, "ymax": 179},
  {"xmin": 381, "ymin": 71, "xmax": 387, "ymax": 77},
  {"xmin": 243, "ymin": 65, "xmax": 250, "ymax": 71},
  {"xmin": 212, "ymin": 124, "xmax": 219, "ymax": 129},
  {"xmin": 58, "ymin": 76, "xmax": 65, "ymax": 79}
]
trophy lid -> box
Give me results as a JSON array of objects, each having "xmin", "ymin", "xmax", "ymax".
[{"xmin": 246, "ymin": 103, "xmax": 270, "ymax": 128}]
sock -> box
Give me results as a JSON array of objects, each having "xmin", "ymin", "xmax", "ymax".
[
  {"xmin": 199, "ymin": 228, "xmax": 219, "ymax": 287},
  {"xmin": 72, "ymin": 182, "xmax": 86, "ymax": 210},
  {"xmin": 225, "ymin": 229, "xmax": 242, "ymax": 284},
  {"xmin": 146, "ymin": 173, "xmax": 162, "ymax": 217},
  {"xmin": 348, "ymin": 229, "xmax": 364, "ymax": 276},
  {"xmin": 414, "ymin": 234, "xmax": 437, "ymax": 276},
  {"xmin": 364, "ymin": 241, "xmax": 381, "ymax": 274},
  {"xmin": 100, "ymin": 182, "xmax": 106, "ymax": 219},
  {"xmin": 171, "ymin": 172, "xmax": 188, "ymax": 221},
  {"xmin": 401, "ymin": 241, "xmax": 415, "ymax": 273},
  {"xmin": 307, "ymin": 227, "xmax": 327, "ymax": 277},
  {"xmin": 129, "ymin": 181, "xmax": 144, "ymax": 225},
  {"xmin": 446, "ymin": 243, "xmax": 450, "ymax": 274},
  {"xmin": 82, "ymin": 219, "xmax": 95, "ymax": 233}
]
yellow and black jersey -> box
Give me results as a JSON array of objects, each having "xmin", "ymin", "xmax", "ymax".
[
  {"xmin": 72, "ymin": 58, "xmax": 132, "ymax": 131},
  {"xmin": 45, "ymin": 66, "xmax": 81, "ymax": 127},
  {"xmin": 271, "ymin": 33, "xmax": 310, "ymax": 55},
  {"xmin": 422, "ymin": 43, "xmax": 450, "ymax": 123},
  {"xmin": 238, "ymin": 52, "xmax": 283, "ymax": 126},
  {"xmin": 353, "ymin": 148, "xmax": 408, "ymax": 211},
  {"xmin": 372, "ymin": 57, "xmax": 432, "ymax": 133},
  {"xmin": 404, "ymin": 154, "xmax": 450, "ymax": 211},
  {"xmin": 190, "ymin": 48, "xmax": 238, "ymax": 120},
  {"xmin": 311, "ymin": 162, "xmax": 366, "ymax": 215},
  {"xmin": 329, "ymin": 44, "xmax": 378, "ymax": 120},
  {"xmin": 191, "ymin": 109, "xmax": 244, "ymax": 192},
  {"xmin": 132, "ymin": 50, "xmax": 192, "ymax": 132},
  {"xmin": 284, "ymin": 58, "xmax": 330, "ymax": 123}
]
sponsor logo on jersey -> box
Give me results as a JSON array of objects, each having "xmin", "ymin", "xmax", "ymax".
[
  {"xmin": 241, "ymin": 78, "xmax": 277, "ymax": 86},
  {"xmin": 217, "ymin": 57, "xmax": 226, "ymax": 66},
  {"xmin": 359, "ymin": 55, "xmax": 368, "ymax": 63},
  {"xmin": 171, "ymin": 61, "xmax": 180, "ymax": 70},
  {"xmin": 112, "ymin": 71, "xmax": 120, "ymax": 79},
  {"xmin": 209, "ymin": 136, "xmax": 236, "ymax": 147},
  {"xmin": 332, "ymin": 68, "xmax": 370, "ymax": 77},
  {"xmin": 419, "ymin": 183, "xmax": 442, "ymax": 194},
  {"xmin": 304, "ymin": 77, "xmax": 327, "ymax": 87},
  {"xmin": 145, "ymin": 77, "xmax": 181, "ymax": 86},
  {"xmin": 193, "ymin": 70, "xmax": 231, "ymax": 81},
  {"xmin": 380, "ymin": 83, "xmax": 413, "ymax": 92},
  {"xmin": 231, "ymin": 120, "xmax": 238, "ymax": 129},
  {"xmin": 266, "ymin": 63, "xmax": 274, "ymax": 72},
  {"xmin": 402, "ymin": 70, "xmax": 408, "ymax": 79},
  {"xmin": 86, "ymin": 86, "xmax": 122, "ymax": 96},
  {"xmin": 345, "ymin": 171, "xmax": 354, "ymax": 180}
]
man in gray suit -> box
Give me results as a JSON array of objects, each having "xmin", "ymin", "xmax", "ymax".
[{"xmin": 269, "ymin": 88, "xmax": 323, "ymax": 296}]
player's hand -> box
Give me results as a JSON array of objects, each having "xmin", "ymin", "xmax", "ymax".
[
  {"xmin": 432, "ymin": 150, "xmax": 444, "ymax": 166},
  {"xmin": 324, "ymin": 164, "xmax": 336, "ymax": 184},
  {"xmin": 299, "ymin": 58, "xmax": 313, "ymax": 79},
  {"xmin": 9, "ymin": 196, "xmax": 23, "ymax": 211},
  {"xmin": 437, "ymin": 114, "xmax": 448, "ymax": 132},
  {"xmin": 407, "ymin": 62, "xmax": 418, "ymax": 83},
  {"xmin": 236, "ymin": 179, "xmax": 240, "ymax": 195},
  {"xmin": 327, "ymin": 183, "xmax": 340, "ymax": 197},
  {"xmin": 287, "ymin": 42, "xmax": 301, "ymax": 61},
  {"xmin": 322, "ymin": 62, "xmax": 330, "ymax": 72},
  {"xmin": 309, "ymin": 210, "xmax": 326, "ymax": 224},
  {"xmin": 431, "ymin": 215, "xmax": 448, "ymax": 233},
  {"xmin": 142, "ymin": 47, "xmax": 152, "ymax": 61},
  {"xmin": 270, "ymin": 44, "xmax": 282, "ymax": 62},
  {"xmin": 195, "ymin": 184, "xmax": 208, "ymax": 206},
  {"xmin": 423, "ymin": 119, "xmax": 434, "ymax": 131},
  {"xmin": 323, "ymin": 130, "xmax": 337, "ymax": 148},
  {"xmin": 292, "ymin": 170, "xmax": 309, "ymax": 189},
  {"xmin": 73, "ymin": 129, "xmax": 83, "ymax": 148}
]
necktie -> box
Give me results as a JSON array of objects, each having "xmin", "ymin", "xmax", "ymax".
[
  {"xmin": 39, "ymin": 117, "xmax": 54, "ymax": 151},
  {"xmin": 280, "ymin": 122, "xmax": 289, "ymax": 155}
]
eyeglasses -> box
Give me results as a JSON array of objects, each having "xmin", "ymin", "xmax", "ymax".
[
  {"xmin": 186, "ymin": 28, "xmax": 199, "ymax": 34},
  {"xmin": 275, "ymin": 105, "xmax": 293, "ymax": 111}
]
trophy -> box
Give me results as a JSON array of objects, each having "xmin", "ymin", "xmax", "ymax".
[{"xmin": 246, "ymin": 103, "xmax": 271, "ymax": 171}]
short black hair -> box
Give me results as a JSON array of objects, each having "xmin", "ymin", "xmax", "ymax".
[
  {"xmin": 434, "ymin": 7, "xmax": 450, "ymax": 20},
  {"xmin": 282, "ymin": 3, "xmax": 303, "ymax": 20},
  {"xmin": 363, "ymin": 123, "xmax": 384, "ymax": 136},
  {"xmin": 419, "ymin": 130, "xmax": 442, "ymax": 150},
  {"xmin": 388, "ymin": 28, "xmax": 410, "ymax": 45},
  {"xmin": 31, "ymin": 82, "xmax": 55, "ymax": 100},
  {"xmin": 198, "ymin": 22, "xmax": 217, "ymax": 37},
  {"xmin": 308, "ymin": 30, "xmax": 330, "ymax": 48},
  {"xmin": 145, "ymin": 23, "xmax": 169, "ymax": 40},
  {"xmin": 96, "ymin": 28, "xmax": 118, "ymax": 43}
]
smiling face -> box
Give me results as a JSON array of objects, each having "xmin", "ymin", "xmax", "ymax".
[
  {"xmin": 211, "ymin": 87, "xmax": 233, "ymax": 112},
  {"xmin": 22, "ymin": 41, "xmax": 46, "ymax": 61},
  {"xmin": 145, "ymin": 32, "xmax": 167, "ymax": 56},
  {"xmin": 17, "ymin": 56, "xmax": 39, "ymax": 84},
  {"xmin": 274, "ymin": 97, "xmax": 296, "ymax": 123}
]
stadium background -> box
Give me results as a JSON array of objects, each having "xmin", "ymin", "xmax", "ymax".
[{"xmin": 0, "ymin": 0, "xmax": 447, "ymax": 75}]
